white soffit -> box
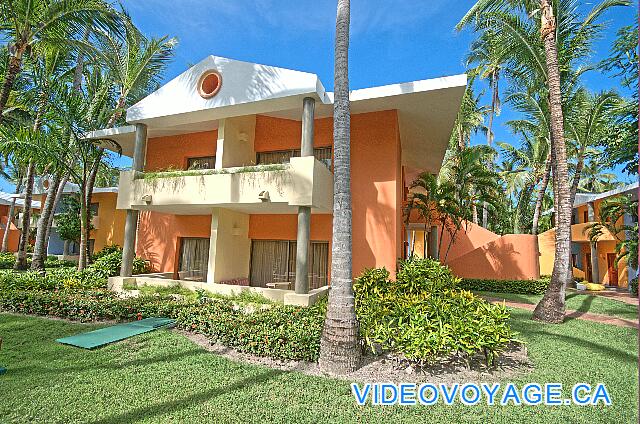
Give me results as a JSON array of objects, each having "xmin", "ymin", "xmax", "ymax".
[{"xmin": 126, "ymin": 55, "xmax": 328, "ymax": 126}]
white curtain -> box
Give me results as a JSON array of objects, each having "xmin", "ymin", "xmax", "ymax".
[{"xmin": 179, "ymin": 238, "xmax": 210, "ymax": 281}]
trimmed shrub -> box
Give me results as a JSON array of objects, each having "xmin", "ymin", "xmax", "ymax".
[
  {"xmin": 355, "ymin": 258, "xmax": 516, "ymax": 365},
  {"xmin": 459, "ymin": 276, "xmax": 550, "ymax": 295}
]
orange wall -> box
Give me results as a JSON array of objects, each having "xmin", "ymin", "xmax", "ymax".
[
  {"xmin": 137, "ymin": 111, "xmax": 402, "ymax": 279},
  {"xmin": 136, "ymin": 212, "xmax": 212, "ymax": 274},
  {"xmin": 145, "ymin": 130, "xmax": 218, "ymax": 171},
  {"xmin": 254, "ymin": 111, "xmax": 402, "ymax": 277},
  {"xmin": 90, "ymin": 192, "xmax": 126, "ymax": 253},
  {"xmin": 446, "ymin": 234, "xmax": 541, "ymax": 280},
  {"xmin": 439, "ymin": 222, "xmax": 501, "ymax": 263}
]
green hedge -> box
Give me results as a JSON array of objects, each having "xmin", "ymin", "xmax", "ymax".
[
  {"xmin": 458, "ymin": 276, "xmax": 550, "ymax": 295},
  {"xmin": 0, "ymin": 268, "xmax": 324, "ymax": 362}
]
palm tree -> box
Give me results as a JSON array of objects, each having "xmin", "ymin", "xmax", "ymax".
[
  {"xmin": 466, "ymin": 30, "xmax": 504, "ymax": 227},
  {"xmin": 458, "ymin": 0, "xmax": 629, "ymax": 323},
  {"xmin": 80, "ymin": 22, "xmax": 176, "ymax": 266},
  {"xmin": 578, "ymin": 159, "xmax": 619, "ymax": 193},
  {"xmin": 318, "ymin": 0, "xmax": 360, "ymax": 375},
  {"xmin": 439, "ymin": 145, "xmax": 501, "ymax": 259},
  {"xmin": 566, "ymin": 90, "xmax": 620, "ymax": 204},
  {"xmin": 0, "ymin": 0, "xmax": 120, "ymax": 122}
]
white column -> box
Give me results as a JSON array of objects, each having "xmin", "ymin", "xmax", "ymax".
[
  {"xmin": 295, "ymin": 97, "xmax": 315, "ymax": 294},
  {"xmin": 120, "ymin": 123, "xmax": 147, "ymax": 277}
]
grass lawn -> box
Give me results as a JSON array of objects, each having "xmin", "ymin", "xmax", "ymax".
[
  {"xmin": 475, "ymin": 291, "xmax": 638, "ymax": 321},
  {"xmin": 0, "ymin": 311, "xmax": 637, "ymax": 423}
]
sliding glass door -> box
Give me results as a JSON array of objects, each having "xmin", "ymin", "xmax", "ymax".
[
  {"xmin": 250, "ymin": 240, "xmax": 329, "ymax": 289},
  {"xmin": 178, "ymin": 237, "xmax": 210, "ymax": 281}
]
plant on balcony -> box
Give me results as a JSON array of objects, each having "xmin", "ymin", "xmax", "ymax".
[{"xmin": 140, "ymin": 164, "xmax": 288, "ymax": 180}]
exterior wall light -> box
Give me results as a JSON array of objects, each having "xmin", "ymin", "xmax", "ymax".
[{"xmin": 258, "ymin": 191, "xmax": 270, "ymax": 202}]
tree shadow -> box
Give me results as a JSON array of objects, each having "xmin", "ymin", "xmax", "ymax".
[{"xmin": 89, "ymin": 368, "xmax": 282, "ymax": 424}]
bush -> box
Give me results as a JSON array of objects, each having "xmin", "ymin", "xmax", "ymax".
[
  {"xmin": 93, "ymin": 245, "xmax": 122, "ymax": 260},
  {"xmin": 89, "ymin": 250, "xmax": 150, "ymax": 277},
  {"xmin": 0, "ymin": 252, "xmax": 15, "ymax": 269},
  {"xmin": 355, "ymin": 258, "xmax": 516, "ymax": 365},
  {"xmin": 630, "ymin": 277, "xmax": 638, "ymax": 296},
  {"xmin": 459, "ymin": 276, "xmax": 550, "ymax": 295},
  {"xmin": 585, "ymin": 283, "xmax": 605, "ymax": 291}
]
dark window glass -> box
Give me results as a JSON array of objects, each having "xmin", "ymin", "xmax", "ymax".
[
  {"xmin": 187, "ymin": 156, "xmax": 216, "ymax": 170},
  {"xmin": 256, "ymin": 147, "xmax": 332, "ymax": 168}
]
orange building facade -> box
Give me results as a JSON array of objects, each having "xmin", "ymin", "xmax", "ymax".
[{"xmin": 88, "ymin": 55, "xmax": 467, "ymax": 304}]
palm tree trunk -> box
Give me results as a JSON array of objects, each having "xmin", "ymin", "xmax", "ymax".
[
  {"xmin": 31, "ymin": 173, "xmax": 63, "ymax": 270},
  {"xmin": 319, "ymin": 0, "xmax": 360, "ymax": 375},
  {"xmin": 78, "ymin": 185, "xmax": 89, "ymax": 270},
  {"xmin": 569, "ymin": 147, "xmax": 586, "ymax": 207},
  {"xmin": 2, "ymin": 180, "xmax": 23, "ymax": 252},
  {"xmin": 14, "ymin": 162, "xmax": 35, "ymax": 270},
  {"xmin": 0, "ymin": 50, "xmax": 24, "ymax": 123},
  {"xmin": 482, "ymin": 73, "xmax": 498, "ymax": 228},
  {"xmin": 533, "ymin": 0, "xmax": 571, "ymax": 323},
  {"xmin": 531, "ymin": 153, "xmax": 552, "ymax": 234},
  {"xmin": 44, "ymin": 173, "xmax": 69, "ymax": 251}
]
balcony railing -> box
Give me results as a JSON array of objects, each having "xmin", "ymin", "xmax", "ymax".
[{"xmin": 116, "ymin": 156, "xmax": 333, "ymax": 212}]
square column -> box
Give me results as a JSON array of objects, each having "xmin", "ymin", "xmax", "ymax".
[
  {"xmin": 120, "ymin": 123, "xmax": 147, "ymax": 277},
  {"xmin": 295, "ymin": 97, "xmax": 315, "ymax": 294}
]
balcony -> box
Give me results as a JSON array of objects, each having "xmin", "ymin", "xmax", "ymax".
[{"xmin": 116, "ymin": 156, "xmax": 333, "ymax": 214}]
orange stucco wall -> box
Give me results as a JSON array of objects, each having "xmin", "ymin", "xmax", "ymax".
[
  {"xmin": 144, "ymin": 130, "xmax": 218, "ymax": 171},
  {"xmin": 135, "ymin": 111, "xmax": 403, "ymax": 280},
  {"xmin": 0, "ymin": 204, "xmax": 19, "ymax": 252},
  {"xmin": 446, "ymin": 234, "xmax": 541, "ymax": 280},
  {"xmin": 440, "ymin": 222, "xmax": 501, "ymax": 263},
  {"xmin": 90, "ymin": 192, "xmax": 126, "ymax": 253},
  {"xmin": 254, "ymin": 111, "xmax": 402, "ymax": 277},
  {"xmin": 136, "ymin": 212, "xmax": 212, "ymax": 274}
]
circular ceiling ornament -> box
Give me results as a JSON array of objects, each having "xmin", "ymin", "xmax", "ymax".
[{"xmin": 198, "ymin": 70, "xmax": 222, "ymax": 99}]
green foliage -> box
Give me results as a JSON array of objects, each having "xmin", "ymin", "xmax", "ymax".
[
  {"xmin": 630, "ymin": 278, "xmax": 638, "ymax": 296},
  {"xmin": 0, "ymin": 252, "xmax": 15, "ymax": 269},
  {"xmin": 354, "ymin": 258, "xmax": 516, "ymax": 365},
  {"xmin": 55, "ymin": 195, "xmax": 88, "ymax": 243},
  {"xmin": 89, "ymin": 249, "xmax": 150, "ymax": 277},
  {"xmin": 459, "ymin": 276, "xmax": 550, "ymax": 295},
  {"xmin": 141, "ymin": 164, "xmax": 288, "ymax": 180},
  {"xmin": 92, "ymin": 244, "xmax": 122, "ymax": 260}
]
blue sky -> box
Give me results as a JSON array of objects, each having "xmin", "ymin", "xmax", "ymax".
[{"xmin": 0, "ymin": 1, "xmax": 635, "ymax": 191}]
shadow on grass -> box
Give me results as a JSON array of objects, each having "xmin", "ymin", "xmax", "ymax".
[
  {"xmin": 10, "ymin": 348, "xmax": 204, "ymax": 376},
  {"xmin": 89, "ymin": 369, "xmax": 282, "ymax": 424}
]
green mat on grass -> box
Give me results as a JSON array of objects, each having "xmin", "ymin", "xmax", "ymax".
[{"xmin": 56, "ymin": 317, "xmax": 175, "ymax": 349}]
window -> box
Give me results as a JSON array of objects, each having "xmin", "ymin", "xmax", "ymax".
[
  {"xmin": 187, "ymin": 156, "xmax": 216, "ymax": 170},
  {"xmin": 256, "ymin": 147, "xmax": 332, "ymax": 168},
  {"xmin": 572, "ymin": 254, "xmax": 578, "ymax": 268},
  {"xmin": 178, "ymin": 237, "xmax": 210, "ymax": 282},
  {"xmin": 90, "ymin": 202, "xmax": 99, "ymax": 216},
  {"xmin": 249, "ymin": 240, "xmax": 329, "ymax": 289}
]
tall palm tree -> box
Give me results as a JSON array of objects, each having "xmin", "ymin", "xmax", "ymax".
[
  {"xmin": 566, "ymin": 90, "xmax": 619, "ymax": 204},
  {"xmin": 578, "ymin": 159, "xmax": 618, "ymax": 193},
  {"xmin": 80, "ymin": 22, "xmax": 176, "ymax": 266},
  {"xmin": 466, "ymin": 30, "xmax": 504, "ymax": 227},
  {"xmin": 458, "ymin": 0, "xmax": 629, "ymax": 323},
  {"xmin": 318, "ymin": 0, "xmax": 360, "ymax": 375},
  {"xmin": 0, "ymin": 0, "xmax": 120, "ymax": 122}
]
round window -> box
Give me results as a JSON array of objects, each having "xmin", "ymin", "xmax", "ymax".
[{"xmin": 198, "ymin": 70, "xmax": 222, "ymax": 99}]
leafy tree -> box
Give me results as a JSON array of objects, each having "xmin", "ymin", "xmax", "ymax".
[{"xmin": 55, "ymin": 194, "xmax": 92, "ymax": 248}]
